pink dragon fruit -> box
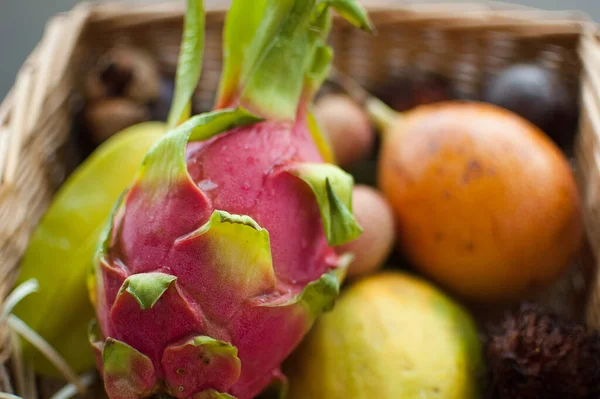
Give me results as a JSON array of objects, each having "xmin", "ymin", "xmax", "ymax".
[{"xmin": 88, "ymin": 0, "xmax": 372, "ymax": 398}]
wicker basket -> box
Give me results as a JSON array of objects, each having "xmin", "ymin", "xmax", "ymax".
[{"xmin": 2, "ymin": 0, "xmax": 600, "ymax": 397}]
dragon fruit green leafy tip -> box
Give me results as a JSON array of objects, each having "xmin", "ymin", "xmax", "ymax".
[{"xmin": 87, "ymin": 0, "xmax": 372, "ymax": 398}]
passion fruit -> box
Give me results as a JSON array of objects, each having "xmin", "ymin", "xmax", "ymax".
[{"xmin": 378, "ymin": 101, "xmax": 583, "ymax": 302}]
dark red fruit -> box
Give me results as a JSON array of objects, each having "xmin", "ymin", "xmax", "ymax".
[{"xmin": 482, "ymin": 63, "xmax": 578, "ymax": 152}]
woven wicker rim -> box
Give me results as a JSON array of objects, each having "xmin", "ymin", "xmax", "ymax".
[{"xmin": 0, "ymin": 1, "xmax": 597, "ymax": 190}]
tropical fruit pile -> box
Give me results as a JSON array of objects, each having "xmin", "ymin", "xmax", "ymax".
[{"xmin": 7, "ymin": 1, "xmax": 599, "ymax": 398}]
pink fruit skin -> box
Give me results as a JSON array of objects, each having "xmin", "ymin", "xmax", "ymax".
[{"xmin": 95, "ymin": 111, "xmax": 343, "ymax": 399}]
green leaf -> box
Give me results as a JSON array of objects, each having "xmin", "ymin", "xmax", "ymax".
[
  {"xmin": 286, "ymin": 163, "xmax": 362, "ymax": 246},
  {"xmin": 136, "ymin": 108, "xmax": 262, "ymax": 192},
  {"xmin": 215, "ymin": 0, "xmax": 372, "ymax": 120},
  {"xmin": 189, "ymin": 108, "xmax": 262, "ymax": 142},
  {"xmin": 238, "ymin": 0, "xmax": 299, "ymax": 87},
  {"xmin": 261, "ymin": 266, "xmax": 346, "ymax": 320},
  {"xmin": 317, "ymin": 0, "xmax": 373, "ymax": 32},
  {"xmin": 103, "ymin": 339, "xmax": 145, "ymax": 374},
  {"xmin": 306, "ymin": 44, "xmax": 333, "ymax": 92},
  {"xmin": 239, "ymin": 0, "xmax": 316, "ymax": 119},
  {"xmin": 167, "ymin": 0, "xmax": 205, "ymax": 128},
  {"xmin": 326, "ymin": 177, "xmax": 363, "ymax": 244},
  {"xmin": 178, "ymin": 210, "xmax": 276, "ymax": 298},
  {"xmin": 305, "ymin": 8, "xmax": 333, "ymax": 93},
  {"xmin": 310, "ymin": 2, "xmax": 333, "ymax": 37},
  {"xmin": 188, "ymin": 210, "xmax": 265, "ymax": 236},
  {"xmin": 184, "ymin": 336, "xmax": 239, "ymax": 357},
  {"xmin": 216, "ymin": 0, "xmax": 268, "ymax": 108},
  {"xmin": 299, "ymin": 272, "xmax": 340, "ymax": 317},
  {"xmin": 102, "ymin": 339, "xmax": 156, "ymax": 398},
  {"xmin": 118, "ymin": 273, "xmax": 178, "ymax": 310}
]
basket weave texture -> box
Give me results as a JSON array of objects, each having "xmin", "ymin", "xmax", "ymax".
[{"xmin": 2, "ymin": 0, "xmax": 600, "ymax": 396}]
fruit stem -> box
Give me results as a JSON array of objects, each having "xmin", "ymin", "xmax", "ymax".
[
  {"xmin": 329, "ymin": 67, "xmax": 398, "ymax": 135},
  {"xmin": 365, "ymin": 97, "xmax": 398, "ymax": 135}
]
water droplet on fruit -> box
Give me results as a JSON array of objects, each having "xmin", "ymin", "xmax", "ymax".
[{"xmin": 198, "ymin": 179, "xmax": 218, "ymax": 191}]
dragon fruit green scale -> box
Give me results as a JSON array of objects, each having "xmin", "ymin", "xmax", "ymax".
[{"xmin": 89, "ymin": 0, "xmax": 372, "ymax": 398}]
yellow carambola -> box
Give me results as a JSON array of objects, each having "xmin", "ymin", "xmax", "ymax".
[
  {"xmin": 13, "ymin": 122, "xmax": 165, "ymax": 376},
  {"xmin": 14, "ymin": 0, "xmax": 206, "ymax": 376},
  {"xmin": 285, "ymin": 272, "xmax": 485, "ymax": 399}
]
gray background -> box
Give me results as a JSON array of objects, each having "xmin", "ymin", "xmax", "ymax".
[{"xmin": 0, "ymin": 0, "xmax": 598, "ymax": 100}]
